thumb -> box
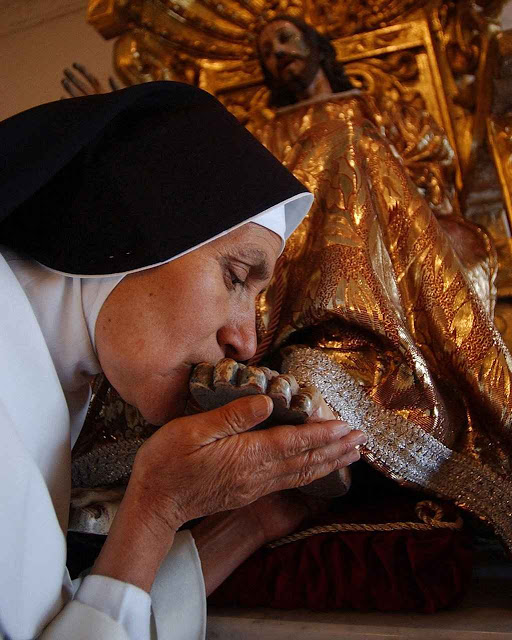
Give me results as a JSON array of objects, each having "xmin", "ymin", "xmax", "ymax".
[{"xmin": 197, "ymin": 395, "xmax": 273, "ymax": 442}]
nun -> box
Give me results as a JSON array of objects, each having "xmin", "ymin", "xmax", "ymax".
[{"xmin": 0, "ymin": 82, "xmax": 365, "ymax": 639}]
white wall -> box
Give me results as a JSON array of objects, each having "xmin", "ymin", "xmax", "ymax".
[{"xmin": 0, "ymin": 6, "xmax": 114, "ymax": 121}]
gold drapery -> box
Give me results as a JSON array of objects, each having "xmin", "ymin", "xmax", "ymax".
[{"xmin": 254, "ymin": 94, "xmax": 512, "ymax": 549}]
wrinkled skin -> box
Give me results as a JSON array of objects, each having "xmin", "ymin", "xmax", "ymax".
[{"xmin": 131, "ymin": 394, "xmax": 361, "ymax": 526}]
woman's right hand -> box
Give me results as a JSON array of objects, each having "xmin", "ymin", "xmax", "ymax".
[
  {"xmin": 92, "ymin": 394, "xmax": 365, "ymax": 591},
  {"xmin": 127, "ymin": 394, "xmax": 366, "ymax": 533}
]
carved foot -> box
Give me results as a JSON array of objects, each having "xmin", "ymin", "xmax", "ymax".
[
  {"xmin": 190, "ymin": 359, "xmax": 351, "ymax": 497},
  {"xmin": 190, "ymin": 359, "xmax": 322, "ymax": 424}
]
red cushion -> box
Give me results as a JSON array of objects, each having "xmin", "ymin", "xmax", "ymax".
[{"xmin": 209, "ymin": 497, "xmax": 473, "ymax": 613}]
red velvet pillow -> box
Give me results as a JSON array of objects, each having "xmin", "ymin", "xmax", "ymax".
[{"xmin": 209, "ymin": 497, "xmax": 473, "ymax": 613}]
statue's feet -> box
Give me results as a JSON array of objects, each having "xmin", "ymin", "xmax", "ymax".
[
  {"xmin": 190, "ymin": 359, "xmax": 351, "ymax": 498},
  {"xmin": 190, "ymin": 358, "xmax": 322, "ymax": 424}
]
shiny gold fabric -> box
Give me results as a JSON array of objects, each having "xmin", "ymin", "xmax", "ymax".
[{"xmin": 254, "ymin": 94, "xmax": 512, "ymax": 549}]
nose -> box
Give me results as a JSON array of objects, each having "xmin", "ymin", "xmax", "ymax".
[{"xmin": 217, "ymin": 316, "xmax": 258, "ymax": 362}]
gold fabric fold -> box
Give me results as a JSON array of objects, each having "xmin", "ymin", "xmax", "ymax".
[{"xmin": 255, "ymin": 95, "xmax": 512, "ymax": 549}]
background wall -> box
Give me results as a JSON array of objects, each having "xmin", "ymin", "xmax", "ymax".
[
  {"xmin": 1, "ymin": 0, "xmax": 512, "ymax": 122},
  {"xmin": 0, "ymin": 1, "xmax": 114, "ymax": 121}
]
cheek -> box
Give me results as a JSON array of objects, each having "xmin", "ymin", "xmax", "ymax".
[
  {"xmin": 162, "ymin": 270, "xmax": 232, "ymax": 355},
  {"xmin": 295, "ymin": 37, "xmax": 310, "ymax": 57}
]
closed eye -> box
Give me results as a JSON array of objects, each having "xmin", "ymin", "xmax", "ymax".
[
  {"xmin": 229, "ymin": 270, "xmax": 245, "ymax": 287},
  {"xmin": 222, "ymin": 249, "xmax": 273, "ymax": 293},
  {"xmin": 222, "ymin": 260, "xmax": 248, "ymax": 291}
]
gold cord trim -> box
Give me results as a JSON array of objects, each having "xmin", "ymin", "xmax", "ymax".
[{"xmin": 267, "ymin": 501, "xmax": 463, "ymax": 549}]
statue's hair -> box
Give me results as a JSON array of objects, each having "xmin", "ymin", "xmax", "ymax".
[{"xmin": 257, "ymin": 15, "xmax": 353, "ymax": 108}]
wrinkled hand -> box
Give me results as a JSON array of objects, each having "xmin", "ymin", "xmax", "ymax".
[{"xmin": 128, "ymin": 394, "xmax": 365, "ymax": 532}]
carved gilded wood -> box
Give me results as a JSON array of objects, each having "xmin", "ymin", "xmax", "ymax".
[{"xmin": 86, "ymin": 1, "xmax": 505, "ymax": 190}]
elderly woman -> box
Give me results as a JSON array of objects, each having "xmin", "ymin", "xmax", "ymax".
[{"xmin": 0, "ymin": 82, "xmax": 365, "ymax": 639}]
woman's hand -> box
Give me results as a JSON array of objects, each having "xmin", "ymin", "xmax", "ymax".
[
  {"xmin": 129, "ymin": 394, "xmax": 365, "ymax": 531},
  {"xmin": 92, "ymin": 394, "xmax": 365, "ymax": 592},
  {"xmin": 192, "ymin": 489, "xmax": 328, "ymax": 595},
  {"xmin": 238, "ymin": 489, "xmax": 328, "ymax": 544}
]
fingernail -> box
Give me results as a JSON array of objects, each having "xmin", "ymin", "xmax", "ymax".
[
  {"xmin": 251, "ymin": 395, "xmax": 272, "ymax": 418},
  {"xmin": 332, "ymin": 421, "xmax": 351, "ymax": 437},
  {"xmin": 347, "ymin": 447, "xmax": 361, "ymax": 462},
  {"xmin": 347, "ymin": 431, "xmax": 368, "ymax": 447}
]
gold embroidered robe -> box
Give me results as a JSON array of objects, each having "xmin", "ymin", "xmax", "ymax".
[{"xmin": 253, "ymin": 93, "xmax": 512, "ymax": 549}]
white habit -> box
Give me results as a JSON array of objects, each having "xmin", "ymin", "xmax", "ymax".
[{"xmin": 0, "ymin": 248, "xmax": 205, "ymax": 640}]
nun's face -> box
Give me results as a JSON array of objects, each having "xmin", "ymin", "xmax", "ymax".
[{"xmin": 95, "ymin": 223, "xmax": 282, "ymax": 425}]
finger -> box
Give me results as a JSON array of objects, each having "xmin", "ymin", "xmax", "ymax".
[
  {"xmin": 192, "ymin": 395, "xmax": 273, "ymax": 443},
  {"xmin": 109, "ymin": 76, "xmax": 121, "ymax": 91},
  {"xmin": 63, "ymin": 68, "xmax": 89, "ymax": 95},
  {"xmin": 277, "ymin": 433, "xmax": 364, "ymax": 479},
  {"xmin": 261, "ymin": 420, "xmax": 355, "ymax": 459},
  {"xmin": 244, "ymin": 425, "xmax": 364, "ymax": 488},
  {"xmin": 271, "ymin": 446, "xmax": 362, "ymax": 493},
  {"xmin": 61, "ymin": 78, "xmax": 81, "ymax": 98},
  {"xmin": 73, "ymin": 62, "xmax": 102, "ymax": 93}
]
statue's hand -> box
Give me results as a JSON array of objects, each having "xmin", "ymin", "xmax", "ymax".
[
  {"xmin": 61, "ymin": 62, "xmax": 120, "ymax": 98},
  {"xmin": 127, "ymin": 394, "xmax": 366, "ymax": 532}
]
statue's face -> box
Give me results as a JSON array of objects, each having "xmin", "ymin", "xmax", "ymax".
[{"xmin": 258, "ymin": 20, "xmax": 320, "ymax": 94}]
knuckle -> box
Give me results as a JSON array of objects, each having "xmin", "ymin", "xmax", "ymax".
[
  {"xmin": 336, "ymin": 447, "xmax": 360, "ymax": 467},
  {"xmin": 332, "ymin": 457, "xmax": 346, "ymax": 471},
  {"xmin": 310, "ymin": 423, "xmax": 334, "ymax": 446},
  {"xmin": 337, "ymin": 439, "xmax": 355, "ymax": 457},
  {"xmin": 241, "ymin": 439, "xmax": 275, "ymax": 478},
  {"xmin": 304, "ymin": 448, "xmax": 324, "ymax": 467},
  {"xmin": 297, "ymin": 466, "xmax": 316, "ymax": 487},
  {"xmin": 289, "ymin": 430, "xmax": 313, "ymax": 454}
]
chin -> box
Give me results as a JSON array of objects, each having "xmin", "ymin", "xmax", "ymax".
[{"xmin": 138, "ymin": 388, "xmax": 190, "ymax": 426}]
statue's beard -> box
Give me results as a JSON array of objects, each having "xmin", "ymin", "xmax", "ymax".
[{"xmin": 277, "ymin": 54, "xmax": 321, "ymax": 98}]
